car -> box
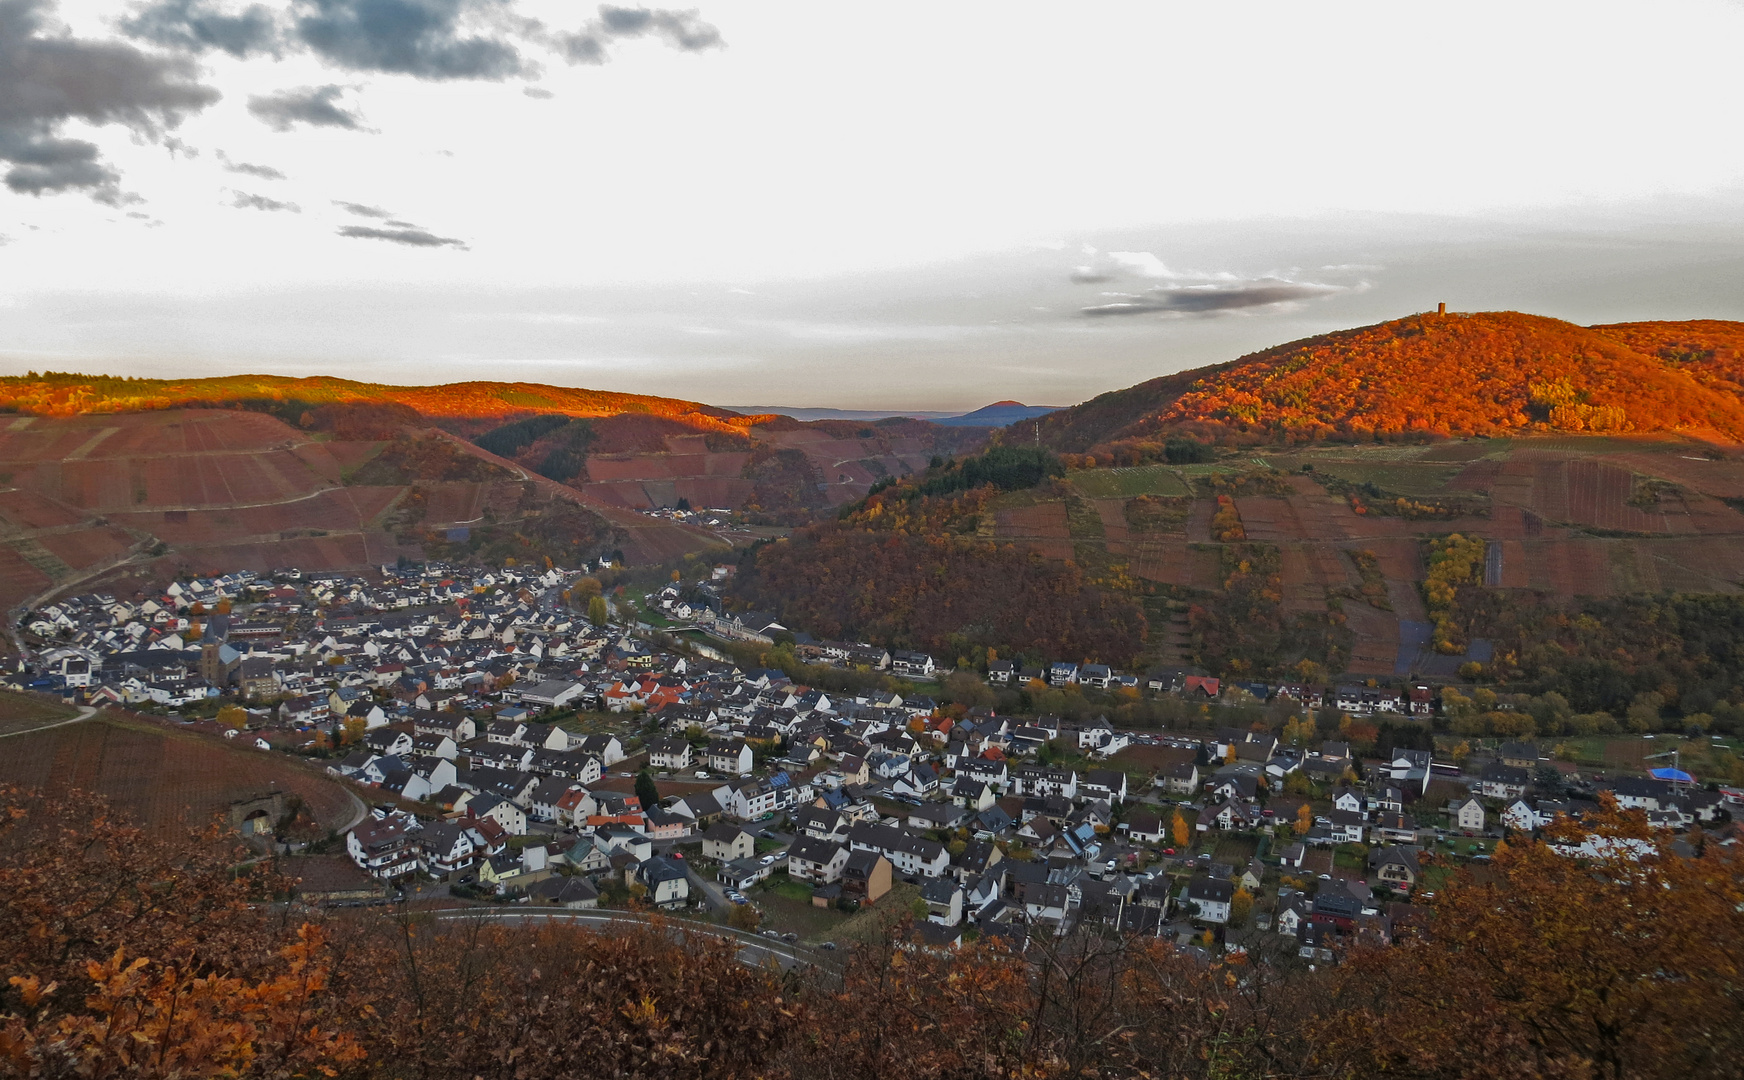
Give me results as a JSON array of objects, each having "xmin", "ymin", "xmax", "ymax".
[
  {"xmin": 1163, "ymin": 848, "xmax": 1175, "ymax": 856},
  {"xmin": 1104, "ymin": 860, "xmax": 1117, "ymax": 873},
  {"xmin": 1319, "ymin": 873, "xmax": 1332, "ymax": 880},
  {"xmin": 818, "ymin": 941, "xmax": 837, "ymax": 950},
  {"xmin": 782, "ymin": 932, "xmax": 797, "ymax": 942},
  {"xmin": 762, "ymin": 930, "xmax": 780, "ymax": 939},
  {"xmin": 670, "ymin": 851, "xmax": 684, "ymax": 860},
  {"xmin": 760, "ymin": 855, "xmax": 776, "ymax": 866},
  {"xmin": 695, "ymin": 770, "xmax": 710, "ymax": 778}
]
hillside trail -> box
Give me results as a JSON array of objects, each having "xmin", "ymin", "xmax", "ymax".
[{"xmin": 0, "ymin": 704, "xmax": 96, "ymax": 740}]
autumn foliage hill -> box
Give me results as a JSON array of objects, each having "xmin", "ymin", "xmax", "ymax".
[{"xmin": 1024, "ymin": 311, "xmax": 1744, "ymax": 455}]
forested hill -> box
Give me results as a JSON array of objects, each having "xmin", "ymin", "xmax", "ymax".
[
  {"xmin": 1024, "ymin": 312, "xmax": 1744, "ymax": 456},
  {"xmin": 0, "ymin": 372, "xmax": 744, "ymax": 427}
]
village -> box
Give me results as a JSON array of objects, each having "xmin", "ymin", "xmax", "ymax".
[{"xmin": 10, "ymin": 560, "xmax": 1741, "ymax": 961}]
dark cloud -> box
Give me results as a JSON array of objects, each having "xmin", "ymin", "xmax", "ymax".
[
  {"xmin": 120, "ymin": 0, "xmax": 281, "ymax": 58},
  {"xmin": 0, "ymin": 0, "xmax": 219, "ymax": 203},
  {"xmin": 560, "ymin": 5, "xmax": 722, "ymax": 64},
  {"xmin": 248, "ymin": 84, "xmax": 365, "ymax": 130},
  {"xmin": 1080, "ymin": 280, "xmax": 1345, "ymax": 317},
  {"xmin": 337, "ymin": 222, "xmax": 467, "ymax": 248},
  {"xmin": 231, "ymin": 190, "xmax": 300, "ymax": 211},
  {"xmin": 334, "ymin": 199, "xmax": 390, "ymax": 217},
  {"xmin": 293, "ymin": 0, "xmax": 528, "ymax": 80}
]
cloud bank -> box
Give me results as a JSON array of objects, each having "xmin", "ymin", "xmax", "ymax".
[
  {"xmin": 1071, "ymin": 248, "xmax": 1355, "ymax": 318},
  {"xmin": 0, "ymin": 0, "xmax": 218, "ymax": 203}
]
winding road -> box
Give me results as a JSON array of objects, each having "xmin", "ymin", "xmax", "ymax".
[{"xmin": 427, "ymin": 907, "xmax": 833, "ymax": 974}]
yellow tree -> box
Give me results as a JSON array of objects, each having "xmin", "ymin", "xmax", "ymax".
[
  {"xmin": 1230, "ymin": 887, "xmax": 1253, "ymax": 926},
  {"xmin": 216, "ymin": 703, "xmax": 247, "ymax": 729},
  {"xmin": 1296, "ymin": 802, "xmax": 1313, "ymax": 834},
  {"xmin": 1171, "ymin": 810, "xmax": 1191, "ymax": 848}
]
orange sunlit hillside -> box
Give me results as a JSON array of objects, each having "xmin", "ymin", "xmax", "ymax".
[
  {"xmin": 0, "ymin": 372, "xmax": 741, "ymax": 428},
  {"xmin": 1028, "ymin": 311, "xmax": 1744, "ymax": 453}
]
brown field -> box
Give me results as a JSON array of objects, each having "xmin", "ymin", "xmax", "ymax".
[
  {"xmin": 0, "ymin": 714, "xmax": 356, "ymax": 836},
  {"xmin": 37, "ymin": 525, "xmax": 136, "ymax": 570},
  {"xmin": 0, "ymin": 488, "xmax": 85, "ymax": 533},
  {"xmin": 995, "ymin": 502, "xmax": 1071, "ymax": 539}
]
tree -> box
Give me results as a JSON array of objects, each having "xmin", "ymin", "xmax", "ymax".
[
  {"xmin": 1320, "ymin": 797, "xmax": 1744, "ymax": 1080},
  {"xmin": 588, "ymin": 594, "xmax": 609, "ymax": 626},
  {"xmin": 216, "ymin": 703, "xmax": 247, "ymax": 729},
  {"xmin": 727, "ymin": 902, "xmax": 761, "ymax": 932},
  {"xmin": 634, "ymin": 769, "xmax": 659, "ymax": 810},
  {"xmin": 1230, "ymin": 886, "xmax": 1253, "ymax": 926},
  {"xmin": 1171, "ymin": 809, "xmax": 1190, "ymax": 848},
  {"xmin": 1297, "ymin": 802, "xmax": 1313, "ymax": 833}
]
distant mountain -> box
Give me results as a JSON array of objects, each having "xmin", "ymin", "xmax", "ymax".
[
  {"xmin": 725, "ymin": 406, "xmax": 958, "ymax": 422},
  {"xmin": 1023, "ymin": 311, "xmax": 1744, "ymax": 453},
  {"xmin": 933, "ymin": 401, "xmax": 1064, "ymax": 428}
]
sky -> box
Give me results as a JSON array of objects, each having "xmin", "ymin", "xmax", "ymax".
[{"xmin": 3, "ymin": 0, "xmax": 1744, "ymax": 412}]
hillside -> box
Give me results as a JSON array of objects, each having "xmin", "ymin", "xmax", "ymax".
[
  {"xmin": 1026, "ymin": 312, "xmax": 1744, "ymax": 457},
  {"xmin": 0, "ymin": 374, "xmax": 986, "ymax": 519},
  {"xmin": 0, "ymin": 409, "xmax": 726, "ymax": 623}
]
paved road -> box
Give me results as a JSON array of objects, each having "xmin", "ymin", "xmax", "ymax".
[
  {"xmin": 428, "ymin": 907, "xmax": 829, "ymax": 973},
  {"xmin": 0, "ymin": 703, "xmax": 96, "ymax": 740}
]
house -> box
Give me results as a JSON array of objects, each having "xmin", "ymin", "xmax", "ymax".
[
  {"xmin": 1370, "ymin": 812, "xmax": 1419, "ymax": 845},
  {"xmin": 528, "ymin": 876, "xmax": 599, "ymax": 909},
  {"xmin": 706, "ymin": 738, "xmax": 755, "ymax": 776},
  {"xmin": 1498, "ymin": 741, "xmax": 1540, "ymax": 770},
  {"xmin": 922, "ymin": 877, "xmax": 965, "ymax": 925},
  {"xmin": 891, "ymin": 651, "xmax": 936, "ymax": 679},
  {"xmin": 1163, "ymin": 762, "xmax": 1199, "ymax": 795},
  {"xmin": 1331, "ymin": 788, "xmax": 1364, "ymax": 815},
  {"xmin": 1502, "ymin": 798, "xmax": 1543, "ymax": 832},
  {"xmin": 1369, "ymin": 845, "xmax": 1422, "ymax": 890},
  {"xmin": 718, "ymin": 857, "xmax": 773, "ymax": 891},
  {"xmin": 794, "ymin": 806, "xmax": 850, "ymax": 842},
  {"xmin": 840, "ymin": 849, "xmax": 892, "ymax": 905},
  {"xmin": 1080, "ymin": 769, "xmax": 1128, "ymax": 805},
  {"xmin": 891, "ymin": 763, "xmax": 940, "ymax": 800},
  {"xmin": 1450, "ymin": 796, "xmax": 1486, "ymax": 833},
  {"xmin": 1479, "ymin": 762, "xmax": 1531, "ymax": 800},
  {"xmin": 950, "ymin": 777, "xmax": 996, "ymax": 813},
  {"xmin": 787, "ymin": 837, "xmax": 851, "ymax": 884},
  {"xmin": 466, "ymin": 794, "xmax": 527, "ymax": 836},
  {"xmin": 701, "ymin": 822, "xmax": 755, "ymax": 862},
  {"xmin": 1185, "ymin": 876, "xmax": 1234, "ymax": 924},
  {"xmin": 418, "ymin": 821, "xmax": 477, "ymax": 876},
  {"xmin": 346, "ymin": 817, "xmax": 420, "ymax": 879},
  {"xmin": 636, "ymin": 856, "xmax": 690, "ymax": 907},
  {"xmin": 1126, "ymin": 810, "xmax": 1164, "ymax": 845},
  {"xmin": 847, "ymin": 822, "xmax": 950, "ymax": 878},
  {"xmin": 647, "ymin": 736, "xmax": 694, "ymax": 771},
  {"xmin": 1326, "ymin": 809, "xmax": 1367, "ymax": 845}
]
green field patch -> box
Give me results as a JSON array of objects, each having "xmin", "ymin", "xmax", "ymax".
[
  {"xmin": 0, "ymin": 691, "xmax": 76, "ymax": 736},
  {"xmin": 1315, "ymin": 463, "xmax": 1463, "ymax": 494},
  {"xmin": 1068, "ymin": 465, "xmax": 1192, "ymax": 498}
]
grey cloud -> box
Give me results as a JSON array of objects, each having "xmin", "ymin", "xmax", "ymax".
[
  {"xmin": 231, "ymin": 190, "xmax": 300, "ymax": 211},
  {"xmin": 522, "ymin": 85, "xmax": 553, "ymax": 98},
  {"xmin": 248, "ymin": 84, "xmax": 365, "ymax": 130},
  {"xmin": 293, "ymin": 0, "xmax": 528, "ymax": 80},
  {"xmin": 224, "ymin": 159, "xmax": 286, "ymax": 179},
  {"xmin": 120, "ymin": 0, "xmax": 281, "ymax": 58},
  {"xmin": 1080, "ymin": 280, "xmax": 1345, "ymax": 317},
  {"xmin": 334, "ymin": 199, "xmax": 390, "ymax": 217},
  {"xmin": 337, "ymin": 222, "xmax": 467, "ymax": 248},
  {"xmin": 0, "ymin": 0, "xmax": 219, "ymax": 204},
  {"xmin": 560, "ymin": 5, "xmax": 722, "ymax": 65}
]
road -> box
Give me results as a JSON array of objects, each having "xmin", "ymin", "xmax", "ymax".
[
  {"xmin": 0, "ymin": 703, "xmax": 96, "ymax": 740},
  {"xmin": 427, "ymin": 907, "xmax": 830, "ymax": 974}
]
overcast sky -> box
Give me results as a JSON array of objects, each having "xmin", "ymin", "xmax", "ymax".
[{"xmin": 3, "ymin": 0, "xmax": 1744, "ymax": 411}]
